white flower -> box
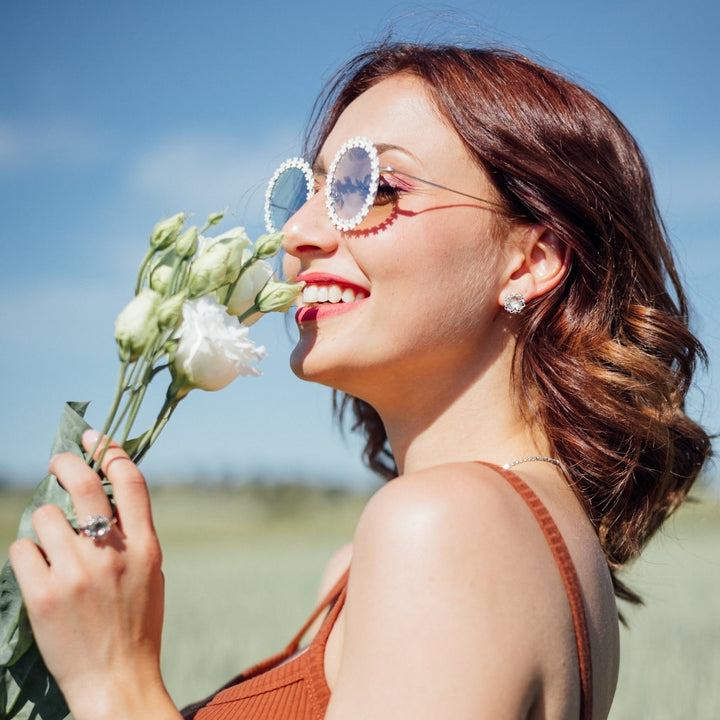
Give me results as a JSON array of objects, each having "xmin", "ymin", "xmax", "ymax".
[
  {"xmin": 171, "ymin": 295, "xmax": 265, "ymax": 394},
  {"xmin": 223, "ymin": 249, "xmax": 276, "ymax": 324}
]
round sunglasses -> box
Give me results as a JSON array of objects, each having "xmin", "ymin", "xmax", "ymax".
[{"xmin": 264, "ymin": 136, "xmax": 504, "ymax": 234}]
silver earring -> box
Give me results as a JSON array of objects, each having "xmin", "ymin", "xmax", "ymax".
[{"xmin": 503, "ymin": 293, "xmax": 526, "ymax": 314}]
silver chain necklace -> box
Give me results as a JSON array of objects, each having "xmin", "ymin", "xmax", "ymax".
[{"xmin": 501, "ymin": 456, "xmax": 562, "ymax": 470}]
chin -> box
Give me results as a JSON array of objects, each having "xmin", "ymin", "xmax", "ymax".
[
  {"xmin": 288, "ymin": 341, "xmax": 363, "ymax": 398},
  {"xmin": 289, "ymin": 341, "xmax": 334, "ymax": 386}
]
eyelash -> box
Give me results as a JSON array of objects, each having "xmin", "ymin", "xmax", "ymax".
[
  {"xmin": 375, "ymin": 173, "xmax": 412, "ymax": 206},
  {"xmin": 311, "ymin": 171, "xmax": 410, "ymax": 205}
]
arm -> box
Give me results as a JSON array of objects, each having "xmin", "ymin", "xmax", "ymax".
[
  {"xmin": 325, "ymin": 463, "xmax": 566, "ymax": 720},
  {"xmin": 8, "ymin": 431, "xmax": 181, "ymax": 720}
]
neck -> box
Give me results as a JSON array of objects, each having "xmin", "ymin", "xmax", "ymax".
[{"xmin": 376, "ymin": 344, "xmax": 548, "ymax": 476}]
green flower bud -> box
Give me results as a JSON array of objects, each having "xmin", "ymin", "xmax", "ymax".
[
  {"xmin": 187, "ymin": 234, "xmax": 249, "ymax": 297},
  {"xmin": 175, "ymin": 226, "xmax": 199, "ymax": 258},
  {"xmin": 252, "ymin": 232, "xmax": 284, "ymax": 260},
  {"xmin": 149, "ymin": 213, "xmax": 186, "ymax": 250},
  {"xmin": 149, "ymin": 263, "xmax": 173, "ymax": 294},
  {"xmin": 157, "ymin": 291, "xmax": 188, "ymax": 330},
  {"xmin": 255, "ymin": 280, "xmax": 304, "ymax": 314},
  {"xmin": 224, "ymin": 239, "xmax": 248, "ymax": 285},
  {"xmin": 222, "ymin": 251, "xmax": 275, "ymax": 325},
  {"xmin": 163, "ymin": 338, "xmax": 179, "ymax": 355},
  {"xmin": 114, "ymin": 289, "xmax": 162, "ymax": 361},
  {"xmin": 204, "ymin": 210, "xmax": 225, "ymax": 229}
]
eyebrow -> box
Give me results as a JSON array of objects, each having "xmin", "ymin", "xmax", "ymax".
[
  {"xmin": 312, "ymin": 141, "xmax": 421, "ymax": 175},
  {"xmin": 375, "ymin": 142, "xmax": 419, "ymax": 162}
]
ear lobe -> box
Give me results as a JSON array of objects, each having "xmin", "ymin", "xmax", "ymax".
[{"xmin": 499, "ymin": 225, "xmax": 570, "ymax": 307}]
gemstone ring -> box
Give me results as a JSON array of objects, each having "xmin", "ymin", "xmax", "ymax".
[{"xmin": 77, "ymin": 514, "xmax": 117, "ymax": 541}]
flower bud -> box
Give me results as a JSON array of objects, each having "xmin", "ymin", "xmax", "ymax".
[
  {"xmin": 149, "ymin": 263, "xmax": 173, "ymax": 294},
  {"xmin": 175, "ymin": 226, "xmax": 199, "ymax": 258},
  {"xmin": 114, "ymin": 289, "xmax": 162, "ymax": 361},
  {"xmin": 222, "ymin": 251, "xmax": 275, "ymax": 325},
  {"xmin": 188, "ymin": 234, "xmax": 249, "ymax": 297},
  {"xmin": 255, "ymin": 280, "xmax": 304, "ymax": 314},
  {"xmin": 157, "ymin": 291, "xmax": 188, "ymax": 330},
  {"xmin": 204, "ymin": 210, "xmax": 225, "ymax": 229},
  {"xmin": 252, "ymin": 232, "xmax": 284, "ymax": 260},
  {"xmin": 149, "ymin": 213, "xmax": 185, "ymax": 250},
  {"xmin": 164, "ymin": 338, "xmax": 179, "ymax": 355}
]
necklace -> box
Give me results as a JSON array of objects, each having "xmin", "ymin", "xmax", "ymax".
[{"xmin": 502, "ymin": 455, "xmax": 562, "ymax": 470}]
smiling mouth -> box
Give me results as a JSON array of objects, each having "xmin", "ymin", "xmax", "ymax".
[{"xmin": 300, "ymin": 283, "xmax": 368, "ymax": 306}]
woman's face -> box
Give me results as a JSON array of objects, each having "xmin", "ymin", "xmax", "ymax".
[{"xmin": 282, "ymin": 74, "xmax": 514, "ymax": 409}]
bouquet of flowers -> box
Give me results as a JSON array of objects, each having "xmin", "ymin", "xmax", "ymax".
[{"xmin": 0, "ymin": 211, "xmax": 302, "ymax": 720}]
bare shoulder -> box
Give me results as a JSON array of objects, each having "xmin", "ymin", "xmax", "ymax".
[
  {"xmin": 354, "ymin": 461, "xmax": 547, "ymax": 566},
  {"xmin": 326, "ymin": 462, "xmax": 591, "ymax": 719}
]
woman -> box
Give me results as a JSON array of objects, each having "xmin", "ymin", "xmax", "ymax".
[{"xmin": 9, "ymin": 43, "xmax": 710, "ymax": 720}]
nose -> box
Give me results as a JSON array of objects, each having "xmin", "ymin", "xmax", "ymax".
[{"xmin": 281, "ymin": 190, "xmax": 339, "ymax": 267}]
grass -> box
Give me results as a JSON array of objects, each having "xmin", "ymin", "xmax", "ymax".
[{"xmin": 2, "ymin": 483, "xmax": 718, "ymax": 717}]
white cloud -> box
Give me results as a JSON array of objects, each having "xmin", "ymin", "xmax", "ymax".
[
  {"xmin": 127, "ymin": 130, "xmax": 303, "ymax": 226},
  {"xmin": 0, "ymin": 118, "xmax": 106, "ymax": 173}
]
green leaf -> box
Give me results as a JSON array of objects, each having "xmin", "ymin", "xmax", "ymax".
[
  {"xmin": 1, "ymin": 643, "xmax": 69, "ymax": 719},
  {"xmin": 0, "ymin": 401, "xmax": 95, "ymax": 720}
]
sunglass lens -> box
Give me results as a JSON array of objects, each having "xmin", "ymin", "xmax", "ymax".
[
  {"xmin": 329, "ymin": 146, "xmax": 375, "ymax": 228},
  {"xmin": 267, "ymin": 165, "xmax": 312, "ymax": 233}
]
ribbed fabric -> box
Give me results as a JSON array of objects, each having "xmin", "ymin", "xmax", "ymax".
[
  {"xmin": 182, "ymin": 463, "xmax": 593, "ymax": 720},
  {"xmin": 182, "ymin": 567, "xmax": 348, "ymax": 720}
]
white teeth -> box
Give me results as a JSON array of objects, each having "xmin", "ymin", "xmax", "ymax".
[
  {"xmin": 328, "ymin": 285, "xmax": 343, "ymax": 303},
  {"xmin": 301, "ymin": 283, "xmax": 366, "ymax": 305},
  {"xmin": 303, "ymin": 285, "xmax": 319, "ymax": 303}
]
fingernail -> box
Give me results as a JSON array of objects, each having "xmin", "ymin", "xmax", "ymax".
[{"xmin": 82, "ymin": 428, "xmax": 100, "ymax": 446}]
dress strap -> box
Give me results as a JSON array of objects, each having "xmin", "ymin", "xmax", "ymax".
[
  {"xmin": 476, "ymin": 462, "xmax": 593, "ymax": 720},
  {"xmin": 284, "ymin": 566, "xmax": 351, "ymax": 654}
]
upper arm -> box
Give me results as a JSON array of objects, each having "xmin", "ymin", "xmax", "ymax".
[
  {"xmin": 325, "ymin": 464, "xmax": 563, "ymax": 720},
  {"xmin": 316, "ymin": 542, "xmax": 353, "ymax": 603}
]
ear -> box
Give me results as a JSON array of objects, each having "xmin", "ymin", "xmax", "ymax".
[{"xmin": 498, "ymin": 225, "xmax": 570, "ymax": 308}]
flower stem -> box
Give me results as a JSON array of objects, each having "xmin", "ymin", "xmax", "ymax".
[
  {"xmin": 135, "ymin": 246, "xmax": 158, "ymax": 295},
  {"xmin": 131, "ymin": 394, "xmax": 181, "ymax": 465},
  {"xmin": 89, "ymin": 359, "xmax": 131, "ymax": 471}
]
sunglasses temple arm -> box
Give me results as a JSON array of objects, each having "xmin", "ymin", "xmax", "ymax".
[{"xmin": 382, "ymin": 167, "xmax": 505, "ymax": 209}]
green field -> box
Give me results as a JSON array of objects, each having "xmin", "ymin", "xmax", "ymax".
[{"xmin": 2, "ymin": 483, "xmax": 719, "ymax": 718}]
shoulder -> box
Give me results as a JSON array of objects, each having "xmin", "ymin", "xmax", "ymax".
[
  {"xmin": 326, "ymin": 462, "xmax": 575, "ymax": 718},
  {"xmin": 353, "ymin": 461, "xmax": 544, "ymax": 568}
]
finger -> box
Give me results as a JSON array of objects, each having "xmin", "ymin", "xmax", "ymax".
[
  {"xmin": 48, "ymin": 451, "xmax": 113, "ymax": 526},
  {"xmin": 29, "ymin": 503, "xmax": 87, "ymax": 569},
  {"xmin": 82, "ymin": 430, "xmax": 155, "ymax": 539},
  {"xmin": 9, "ymin": 537, "xmax": 52, "ymax": 597}
]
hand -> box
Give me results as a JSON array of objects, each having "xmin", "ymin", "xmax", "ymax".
[{"xmin": 8, "ymin": 430, "xmax": 179, "ymax": 720}]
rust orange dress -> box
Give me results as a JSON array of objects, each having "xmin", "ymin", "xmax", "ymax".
[{"xmin": 181, "ymin": 463, "xmax": 593, "ymax": 720}]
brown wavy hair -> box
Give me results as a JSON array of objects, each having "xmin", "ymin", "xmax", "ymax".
[{"xmin": 305, "ymin": 43, "xmax": 711, "ymax": 603}]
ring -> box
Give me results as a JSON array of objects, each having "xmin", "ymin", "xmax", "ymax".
[{"xmin": 77, "ymin": 514, "xmax": 117, "ymax": 541}]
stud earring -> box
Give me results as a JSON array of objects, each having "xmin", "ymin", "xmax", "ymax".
[{"xmin": 503, "ymin": 293, "xmax": 526, "ymax": 314}]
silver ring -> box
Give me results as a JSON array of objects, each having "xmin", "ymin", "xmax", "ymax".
[{"xmin": 78, "ymin": 514, "xmax": 117, "ymax": 541}]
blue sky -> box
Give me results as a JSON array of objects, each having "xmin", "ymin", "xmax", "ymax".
[{"xmin": 1, "ymin": 0, "xmax": 718, "ymax": 489}]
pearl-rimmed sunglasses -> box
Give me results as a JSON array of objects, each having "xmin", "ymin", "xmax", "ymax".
[{"xmin": 264, "ymin": 136, "xmax": 504, "ymax": 234}]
